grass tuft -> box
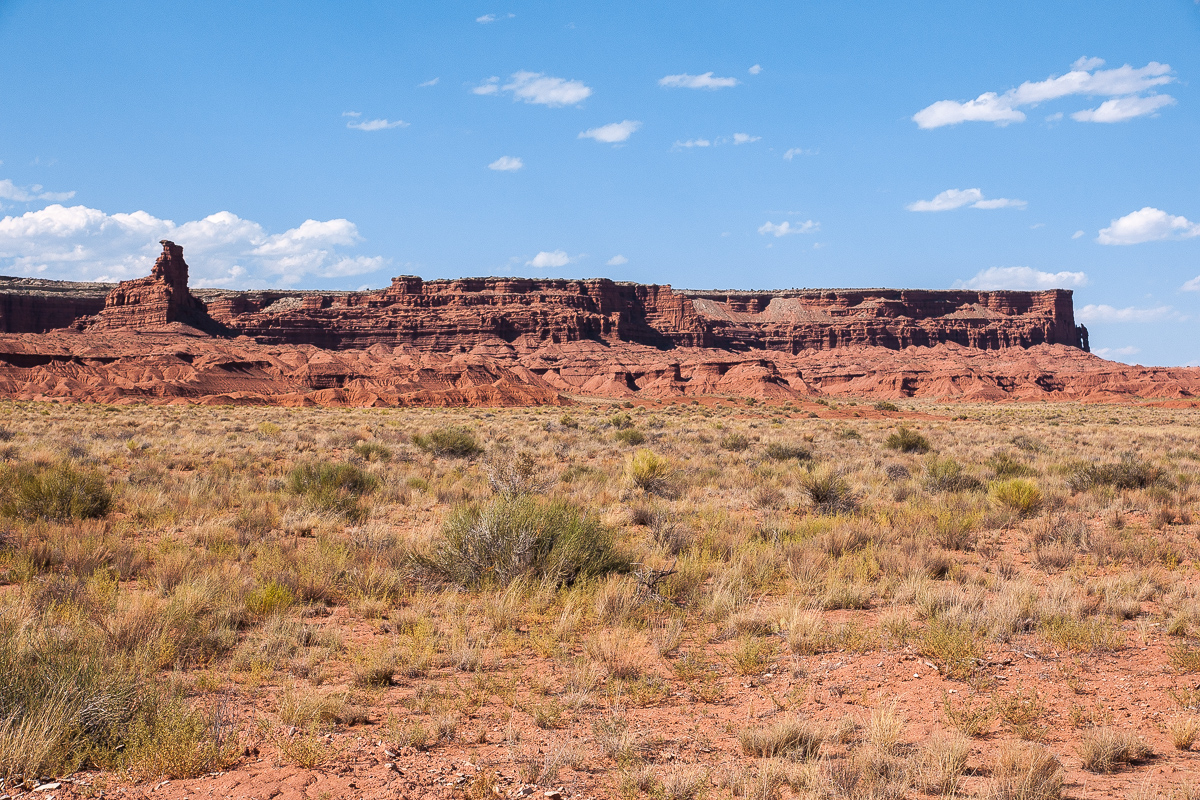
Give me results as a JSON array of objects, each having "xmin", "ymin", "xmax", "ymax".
[
  {"xmin": 287, "ymin": 461, "xmax": 377, "ymax": 520},
  {"xmin": 738, "ymin": 718, "xmax": 824, "ymax": 760},
  {"xmin": 627, "ymin": 449, "xmax": 673, "ymax": 495},
  {"xmin": 412, "ymin": 426, "xmax": 481, "ymax": 457},
  {"xmin": 884, "ymin": 426, "xmax": 930, "ymax": 454},
  {"xmin": 0, "ymin": 462, "xmax": 112, "ymax": 521},
  {"xmin": 1076, "ymin": 728, "xmax": 1153, "ymax": 773},
  {"xmin": 421, "ymin": 495, "xmax": 626, "ymax": 587},
  {"xmin": 989, "ymin": 478, "xmax": 1043, "ymax": 516},
  {"xmin": 798, "ymin": 467, "xmax": 856, "ymax": 515},
  {"xmin": 987, "ymin": 741, "xmax": 1063, "ymax": 800}
]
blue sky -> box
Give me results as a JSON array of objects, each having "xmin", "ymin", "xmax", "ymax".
[{"xmin": 1, "ymin": 1, "xmax": 1198, "ymax": 365}]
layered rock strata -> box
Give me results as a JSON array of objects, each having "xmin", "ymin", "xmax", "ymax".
[
  {"xmin": 88, "ymin": 240, "xmax": 210, "ymax": 330},
  {"xmin": 0, "ymin": 241, "xmax": 1087, "ymax": 354},
  {"xmin": 3, "ymin": 240, "xmax": 1194, "ymax": 409},
  {"xmin": 192, "ymin": 277, "xmax": 1087, "ymax": 354}
]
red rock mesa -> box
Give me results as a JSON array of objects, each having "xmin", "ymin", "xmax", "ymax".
[{"xmin": 0, "ymin": 240, "xmax": 1195, "ymax": 407}]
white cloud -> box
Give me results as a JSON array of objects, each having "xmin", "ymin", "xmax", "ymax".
[
  {"xmin": 0, "ymin": 179, "xmax": 75, "ymax": 203},
  {"xmin": 418, "ymin": 78, "xmax": 439, "ymax": 87},
  {"xmin": 0, "ymin": 203, "xmax": 385, "ymax": 288},
  {"xmin": 488, "ymin": 156, "xmax": 524, "ymax": 171},
  {"xmin": 972, "ymin": 198, "xmax": 1027, "ymax": 209},
  {"xmin": 1098, "ymin": 207, "xmax": 1200, "ymax": 245},
  {"xmin": 346, "ymin": 118, "xmax": 409, "ymax": 131},
  {"xmin": 606, "ymin": 255, "xmax": 628, "ymax": 266},
  {"xmin": 913, "ymin": 93, "xmax": 1027, "ymax": 128},
  {"xmin": 954, "ymin": 266, "xmax": 1088, "ymax": 290},
  {"xmin": 1182, "ymin": 275, "xmax": 1200, "ymax": 292},
  {"xmin": 473, "ymin": 77, "xmax": 499, "ymax": 95},
  {"xmin": 341, "ymin": 111, "xmax": 362, "ymax": 117},
  {"xmin": 913, "ymin": 59, "xmax": 1175, "ymax": 129},
  {"xmin": 674, "ymin": 134, "xmax": 759, "ymax": 149},
  {"xmin": 906, "ymin": 188, "xmax": 1025, "ymax": 212},
  {"xmin": 758, "ymin": 220, "xmax": 818, "ymax": 237},
  {"xmin": 527, "ymin": 250, "xmax": 571, "ymax": 268},
  {"xmin": 1071, "ymin": 93, "xmax": 1176, "ymax": 122},
  {"xmin": 908, "ymin": 188, "xmax": 982, "ymax": 211},
  {"xmin": 1076, "ymin": 304, "xmax": 1175, "ymax": 323},
  {"xmin": 783, "ymin": 147, "xmax": 815, "ymax": 160},
  {"xmin": 1072, "ymin": 56, "xmax": 1107, "ymax": 72},
  {"xmin": 476, "ymin": 14, "xmax": 496, "ymax": 22},
  {"xmin": 1093, "ymin": 346, "xmax": 1141, "ymax": 359},
  {"xmin": 1072, "ymin": 230, "xmax": 1084, "ymax": 239},
  {"xmin": 500, "ymin": 71, "xmax": 592, "ymax": 106},
  {"xmin": 658, "ymin": 72, "xmax": 739, "ymax": 90},
  {"xmin": 578, "ymin": 120, "xmax": 641, "ymax": 143},
  {"xmin": 748, "ymin": 64, "xmax": 762, "ymax": 75}
]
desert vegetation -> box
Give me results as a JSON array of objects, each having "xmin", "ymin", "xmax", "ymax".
[{"xmin": 0, "ymin": 396, "xmax": 1198, "ymax": 798}]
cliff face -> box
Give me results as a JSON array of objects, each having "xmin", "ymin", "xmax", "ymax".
[
  {"xmin": 0, "ymin": 241, "xmax": 1195, "ymax": 407},
  {"xmin": 0, "ymin": 278, "xmax": 108, "ymax": 333},
  {"xmin": 88, "ymin": 240, "xmax": 210, "ymax": 330},
  {"xmin": 196, "ymin": 275, "xmax": 1087, "ymax": 354},
  {"xmin": 0, "ymin": 242, "xmax": 1088, "ymax": 354}
]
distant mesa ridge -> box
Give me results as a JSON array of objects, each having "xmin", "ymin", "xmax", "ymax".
[
  {"xmin": 7, "ymin": 241, "xmax": 1191, "ymax": 409},
  {"xmin": 0, "ymin": 240, "xmax": 1089, "ymax": 354}
]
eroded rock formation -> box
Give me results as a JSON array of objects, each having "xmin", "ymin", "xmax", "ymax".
[
  {"xmin": 0, "ymin": 240, "xmax": 1193, "ymax": 408},
  {"xmin": 191, "ymin": 276, "xmax": 1087, "ymax": 355},
  {"xmin": 88, "ymin": 240, "xmax": 211, "ymax": 330}
]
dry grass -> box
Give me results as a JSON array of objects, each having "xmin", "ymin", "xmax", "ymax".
[
  {"xmin": 739, "ymin": 718, "xmax": 825, "ymax": 760},
  {"xmin": 0, "ymin": 398, "xmax": 1197, "ymax": 796},
  {"xmin": 987, "ymin": 741, "xmax": 1064, "ymax": 800},
  {"xmin": 1077, "ymin": 728, "xmax": 1154, "ymax": 773}
]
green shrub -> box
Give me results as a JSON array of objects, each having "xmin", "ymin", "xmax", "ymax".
[
  {"xmin": 411, "ymin": 426, "xmax": 480, "ymax": 457},
  {"xmin": 614, "ymin": 428, "xmax": 646, "ymax": 446},
  {"xmin": 351, "ymin": 441, "xmax": 392, "ymax": 462},
  {"xmin": 244, "ymin": 581, "xmax": 295, "ymax": 618},
  {"xmin": 798, "ymin": 468, "xmax": 856, "ymax": 515},
  {"xmin": 0, "ymin": 622, "xmax": 140, "ymax": 781},
  {"xmin": 765, "ymin": 442, "xmax": 812, "ymax": 461},
  {"xmin": 1067, "ymin": 452, "xmax": 1167, "ymax": 492},
  {"xmin": 720, "ymin": 432, "xmax": 750, "ymax": 452},
  {"xmin": 924, "ymin": 456, "xmax": 983, "ymax": 493},
  {"xmin": 257, "ymin": 421, "xmax": 281, "ymax": 438},
  {"xmin": 608, "ymin": 412, "xmax": 634, "ymax": 430},
  {"xmin": 0, "ymin": 462, "xmax": 112, "ymax": 521},
  {"xmin": 123, "ymin": 694, "xmax": 240, "ymax": 779},
  {"xmin": 988, "ymin": 452, "xmax": 1036, "ymax": 478},
  {"xmin": 420, "ymin": 495, "xmax": 626, "ymax": 587},
  {"xmin": 1039, "ymin": 616, "xmax": 1123, "ymax": 653},
  {"xmin": 286, "ymin": 461, "xmax": 377, "ymax": 520},
  {"xmin": 874, "ymin": 401, "xmax": 900, "ymax": 412},
  {"xmin": 920, "ymin": 619, "xmax": 983, "ymax": 680},
  {"xmin": 989, "ymin": 479, "xmax": 1043, "ymax": 516},
  {"xmin": 883, "ymin": 426, "xmax": 930, "ymax": 454},
  {"xmin": 627, "ymin": 449, "xmax": 673, "ymax": 494}
]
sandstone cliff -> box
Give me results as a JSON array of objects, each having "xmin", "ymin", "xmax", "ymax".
[
  {"xmin": 0, "ymin": 241, "xmax": 1088, "ymax": 355},
  {"xmin": 87, "ymin": 240, "xmax": 211, "ymax": 330},
  {"xmin": 7, "ymin": 240, "xmax": 1192, "ymax": 409},
  {"xmin": 195, "ymin": 276, "xmax": 1088, "ymax": 355}
]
